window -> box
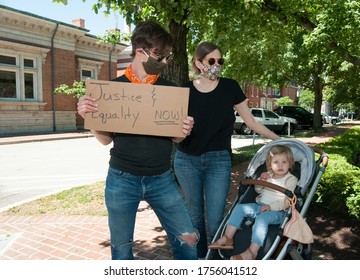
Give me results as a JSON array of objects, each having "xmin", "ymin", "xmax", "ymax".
[
  {"xmin": 0, "ymin": 54, "xmax": 38, "ymax": 101},
  {"xmin": 252, "ymin": 109, "xmax": 262, "ymax": 118},
  {"xmin": 273, "ymin": 89, "xmax": 281, "ymax": 97},
  {"xmin": 78, "ymin": 58, "xmax": 103, "ymax": 81},
  {"xmin": 260, "ymin": 98, "xmax": 266, "ymax": 108},
  {"xmin": 264, "ymin": 110, "xmax": 279, "ymax": 119},
  {"xmin": 81, "ymin": 69, "xmax": 95, "ymax": 80}
]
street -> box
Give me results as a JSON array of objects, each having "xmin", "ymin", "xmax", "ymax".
[
  {"xmin": 0, "ymin": 134, "xmax": 268, "ymax": 212},
  {"xmin": 0, "ymin": 137, "xmax": 110, "ymax": 212}
]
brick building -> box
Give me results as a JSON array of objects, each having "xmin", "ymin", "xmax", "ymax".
[
  {"xmin": 243, "ymin": 83, "xmax": 298, "ymax": 110},
  {"xmin": 0, "ymin": 5, "xmax": 127, "ymax": 135}
]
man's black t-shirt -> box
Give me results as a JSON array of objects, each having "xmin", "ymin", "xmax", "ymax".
[{"xmin": 108, "ymin": 75, "xmax": 176, "ymax": 176}]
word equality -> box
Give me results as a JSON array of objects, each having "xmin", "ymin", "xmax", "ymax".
[{"xmin": 91, "ymin": 106, "xmax": 140, "ymax": 127}]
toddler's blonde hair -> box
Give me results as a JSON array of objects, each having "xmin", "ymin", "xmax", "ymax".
[{"xmin": 265, "ymin": 145, "xmax": 295, "ymax": 171}]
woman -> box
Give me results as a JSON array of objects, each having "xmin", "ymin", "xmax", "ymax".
[{"xmin": 174, "ymin": 42, "xmax": 280, "ymax": 259}]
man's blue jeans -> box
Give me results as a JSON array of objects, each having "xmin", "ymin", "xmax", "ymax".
[
  {"xmin": 105, "ymin": 167, "xmax": 198, "ymax": 260},
  {"xmin": 227, "ymin": 202, "xmax": 286, "ymax": 246},
  {"xmin": 174, "ymin": 150, "xmax": 232, "ymax": 258}
]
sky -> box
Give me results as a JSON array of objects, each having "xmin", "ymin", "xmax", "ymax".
[{"xmin": 0, "ymin": 0, "xmax": 126, "ymax": 36}]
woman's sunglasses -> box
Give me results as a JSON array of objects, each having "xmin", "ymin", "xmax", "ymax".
[{"xmin": 204, "ymin": 57, "xmax": 225, "ymax": 66}]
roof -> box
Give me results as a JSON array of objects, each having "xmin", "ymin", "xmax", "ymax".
[{"xmin": 0, "ymin": 4, "xmax": 89, "ymax": 32}]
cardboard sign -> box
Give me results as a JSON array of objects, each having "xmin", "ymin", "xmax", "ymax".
[{"xmin": 84, "ymin": 80, "xmax": 189, "ymax": 138}]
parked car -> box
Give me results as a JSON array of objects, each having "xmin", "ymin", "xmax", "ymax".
[
  {"xmin": 321, "ymin": 113, "xmax": 341, "ymax": 125},
  {"xmin": 273, "ymin": 105, "xmax": 319, "ymax": 129},
  {"xmin": 234, "ymin": 108, "xmax": 298, "ymax": 135}
]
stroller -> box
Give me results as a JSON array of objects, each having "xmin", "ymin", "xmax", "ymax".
[{"xmin": 205, "ymin": 139, "xmax": 328, "ymax": 260}]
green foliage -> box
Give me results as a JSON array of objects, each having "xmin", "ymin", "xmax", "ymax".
[
  {"xmin": 51, "ymin": 0, "xmax": 360, "ymax": 116},
  {"xmin": 298, "ymin": 90, "xmax": 315, "ymax": 112},
  {"xmin": 318, "ymin": 127, "xmax": 360, "ymax": 162},
  {"xmin": 54, "ymin": 81, "xmax": 86, "ymax": 98},
  {"xmin": 316, "ymin": 127, "xmax": 360, "ymax": 220},
  {"xmin": 275, "ymin": 96, "xmax": 294, "ymax": 107},
  {"xmin": 325, "ymin": 64, "xmax": 360, "ymax": 111},
  {"xmin": 97, "ymin": 28, "xmax": 131, "ymax": 45}
]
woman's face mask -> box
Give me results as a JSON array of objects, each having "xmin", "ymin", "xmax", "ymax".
[
  {"xmin": 141, "ymin": 49, "xmax": 167, "ymax": 75},
  {"xmin": 200, "ymin": 63, "xmax": 222, "ymax": 81}
]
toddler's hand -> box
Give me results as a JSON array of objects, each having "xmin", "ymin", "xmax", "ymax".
[
  {"xmin": 260, "ymin": 172, "xmax": 270, "ymax": 180},
  {"xmin": 261, "ymin": 205, "xmax": 271, "ymax": 212}
]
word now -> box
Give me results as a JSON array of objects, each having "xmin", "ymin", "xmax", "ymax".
[{"xmin": 90, "ymin": 107, "xmax": 184, "ymax": 128}]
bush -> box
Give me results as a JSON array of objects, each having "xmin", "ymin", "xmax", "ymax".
[{"xmin": 316, "ymin": 127, "xmax": 360, "ymax": 221}]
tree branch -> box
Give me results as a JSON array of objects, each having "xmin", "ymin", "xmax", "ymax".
[{"xmin": 261, "ymin": 0, "xmax": 360, "ymax": 67}]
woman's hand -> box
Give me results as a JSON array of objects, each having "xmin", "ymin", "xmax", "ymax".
[{"xmin": 77, "ymin": 95, "xmax": 98, "ymax": 118}]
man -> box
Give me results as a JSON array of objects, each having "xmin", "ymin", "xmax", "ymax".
[{"xmin": 77, "ymin": 20, "xmax": 198, "ymax": 260}]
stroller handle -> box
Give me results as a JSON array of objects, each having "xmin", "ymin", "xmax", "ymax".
[
  {"xmin": 312, "ymin": 146, "xmax": 329, "ymax": 166},
  {"xmin": 241, "ymin": 179, "xmax": 294, "ymax": 198}
]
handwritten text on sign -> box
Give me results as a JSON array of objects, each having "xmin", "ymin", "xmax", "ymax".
[{"xmin": 84, "ymin": 80, "xmax": 189, "ymax": 137}]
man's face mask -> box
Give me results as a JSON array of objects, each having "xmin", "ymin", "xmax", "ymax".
[{"xmin": 141, "ymin": 49, "xmax": 169, "ymax": 75}]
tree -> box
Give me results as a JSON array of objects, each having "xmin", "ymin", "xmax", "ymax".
[
  {"xmin": 207, "ymin": 0, "xmax": 360, "ymax": 129},
  {"xmin": 298, "ymin": 90, "xmax": 315, "ymax": 112},
  {"xmin": 325, "ymin": 64, "xmax": 360, "ymax": 115},
  {"xmin": 53, "ymin": 0, "xmax": 220, "ymax": 86},
  {"xmin": 275, "ymin": 96, "xmax": 294, "ymax": 107},
  {"xmin": 54, "ymin": 81, "xmax": 85, "ymax": 98},
  {"xmin": 53, "ymin": 0, "xmax": 360, "ymax": 128}
]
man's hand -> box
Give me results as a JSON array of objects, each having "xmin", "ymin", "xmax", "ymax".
[
  {"xmin": 77, "ymin": 95, "xmax": 98, "ymax": 118},
  {"xmin": 172, "ymin": 116, "xmax": 194, "ymax": 143}
]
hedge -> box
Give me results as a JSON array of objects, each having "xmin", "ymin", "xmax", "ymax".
[{"xmin": 315, "ymin": 126, "xmax": 360, "ymax": 221}]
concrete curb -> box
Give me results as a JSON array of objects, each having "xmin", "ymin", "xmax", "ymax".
[{"xmin": 0, "ymin": 131, "xmax": 93, "ymax": 145}]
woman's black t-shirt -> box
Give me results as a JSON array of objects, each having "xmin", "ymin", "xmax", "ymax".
[{"xmin": 178, "ymin": 77, "xmax": 246, "ymax": 155}]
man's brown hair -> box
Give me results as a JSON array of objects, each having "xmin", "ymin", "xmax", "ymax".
[{"xmin": 130, "ymin": 20, "xmax": 173, "ymax": 57}]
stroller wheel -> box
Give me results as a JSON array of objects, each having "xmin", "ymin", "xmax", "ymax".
[
  {"xmin": 301, "ymin": 243, "xmax": 313, "ymax": 260},
  {"xmin": 284, "ymin": 242, "xmax": 314, "ymax": 260}
]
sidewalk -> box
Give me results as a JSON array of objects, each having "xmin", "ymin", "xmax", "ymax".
[
  {"xmin": 0, "ymin": 202, "xmax": 171, "ymax": 260},
  {"xmin": 1, "ymin": 123, "xmax": 358, "ymax": 260},
  {"xmin": 0, "ymin": 131, "xmax": 173, "ymax": 260}
]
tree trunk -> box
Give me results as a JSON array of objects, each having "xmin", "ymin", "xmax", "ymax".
[
  {"xmin": 162, "ymin": 19, "xmax": 189, "ymax": 86},
  {"xmin": 313, "ymin": 72, "xmax": 324, "ymax": 130}
]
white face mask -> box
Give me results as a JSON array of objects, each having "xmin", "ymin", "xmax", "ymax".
[{"xmin": 200, "ymin": 63, "xmax": 222, "ymax": 80}]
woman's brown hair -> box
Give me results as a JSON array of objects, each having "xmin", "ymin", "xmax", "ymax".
[{"xmin": 191, "ymin": 42, "xmax": 221, "ymax": 74}]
